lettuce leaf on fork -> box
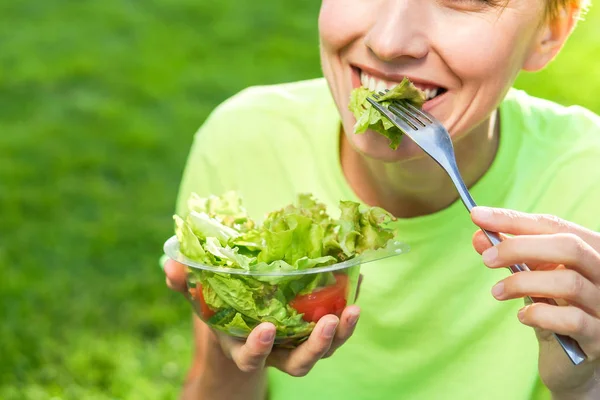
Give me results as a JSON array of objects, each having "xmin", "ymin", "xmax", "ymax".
[{"xmin": 348, "ymin": 77, "xmax": 426, "ymax": 150}]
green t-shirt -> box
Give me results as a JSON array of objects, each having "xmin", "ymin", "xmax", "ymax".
[{"xmin": 174, "ymin": 78, "xmax": 600, "ymax": 400}]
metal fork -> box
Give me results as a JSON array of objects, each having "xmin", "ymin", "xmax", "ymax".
[{"xmin": 367, "ymin": 93, "xmax": 587, "ymax": 366}]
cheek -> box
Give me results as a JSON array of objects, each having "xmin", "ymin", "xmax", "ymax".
[
  {"xmin": 318, "ymin": 0, "xmax": 371, "ymax": 53},
  {"xmin": 434, "ymin": 17, "xmax": 536, "ymax": 88}
]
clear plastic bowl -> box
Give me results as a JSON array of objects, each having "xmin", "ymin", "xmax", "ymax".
[{"xmin": 163, "ymin": 235, "xmax": 408, "ymax": 346}]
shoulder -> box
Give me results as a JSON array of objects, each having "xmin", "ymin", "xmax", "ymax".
[
  {"xmin": 180, "ymin": 78, "xmax": 340, "ymax": 214},
  {"xmin": 501, "ymin": 90, "xmax": 600, "ymax": 229},
  {"xmin": 502, "ymin": 88, "xmax": 600, "ymax": 152},
  {"xmin": 198, "ymin": 78, "xmax": 333, "ymax": 140},
  {"xmin": 188, "ymin": 78, "xmax": 336, "ymax": 157},
  {"xmin": 221, "ymin": 78, "xmax": 333, "ymax": 112}
]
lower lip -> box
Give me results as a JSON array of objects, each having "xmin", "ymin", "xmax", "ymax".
[
  {"xmin": 423, "ymin": 90, "xmax": 447, "ymax": 112},
  {"xmin": 350, "ymin": 67, "xmax": 447, "ymax": 112}
]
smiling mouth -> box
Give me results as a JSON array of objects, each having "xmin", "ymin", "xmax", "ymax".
[{"xmin": 356, "ymin": 68, "xmax": 448, "ymax": 101}]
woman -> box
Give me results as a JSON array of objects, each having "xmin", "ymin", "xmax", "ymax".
[{"xmin": 164, "ymin": 0, "xmax": 600, "ymax": 398}]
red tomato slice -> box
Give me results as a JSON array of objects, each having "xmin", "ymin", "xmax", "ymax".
[
  {"xmin": 289, "ymin": 274, "xmax": 349, "ymax": 323},
  {"xmin": 188, "ymin": 285, "xmax": 216, "ymax": 319}
]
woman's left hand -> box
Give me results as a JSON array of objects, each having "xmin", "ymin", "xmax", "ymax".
[{"xmin": 471, "ymin": 206, "xmax": 600, "ymax": 398}]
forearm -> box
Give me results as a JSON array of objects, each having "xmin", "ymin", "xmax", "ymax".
[
  {"xmin": 182, "ymin": 368, "xmax": 267, "ymax": 400},
  {"xmin": 181, "ymin": 323, "xmax": 268, "ymax": 400}
]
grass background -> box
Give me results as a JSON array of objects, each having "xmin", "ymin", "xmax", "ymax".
[{"xmin": 1, "ymin": 2, "xmax": 599, "ymax": 399}]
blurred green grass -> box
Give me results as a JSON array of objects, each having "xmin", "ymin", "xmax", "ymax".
[{"xmin": 0, "ymin": 2, "xmax": 598, "ymax": 398}]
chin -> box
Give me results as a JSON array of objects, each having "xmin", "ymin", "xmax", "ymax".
[{"xmin": 343, "ymin": 124, "xmax": 426, "ymax": 163}]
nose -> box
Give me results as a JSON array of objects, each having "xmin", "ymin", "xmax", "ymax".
[{"xmin": 364, "ymin": 0, "xmax": 430, "ymax": 62}]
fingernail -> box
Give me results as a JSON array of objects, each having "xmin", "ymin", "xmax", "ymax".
[
  {"xmin": 482, "ymin": 247, "xmax": 498, "ymax": 265},
  {"xmin": 491, "ymin": 282, "xmax": 504, "ymax": 298},
  {"xmin": 260, "ymin": 330, "xmax": 275, "ymax": 344},
  {"xmin": 474, "ymin": 206, "xmax": 493, "ymax": 221},
  {"xmin": 347, "ymin": 311, "xmax": 360, "ymax": 327},
  {"xmin": 323, "ymin": 321, "xmax": 338, "ymax": 339},
  {"xmin": 517, "ymin": 307, "xmax": 527, "ymax": 322}
]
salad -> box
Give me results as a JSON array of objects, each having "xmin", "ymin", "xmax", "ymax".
[
  {"xmin": 348, "ymin": 77, "xmax": 426, "ymax": 150},
  {"xmin": 172, "ymin": 191, "xmax": 398, "ymax": 342}
]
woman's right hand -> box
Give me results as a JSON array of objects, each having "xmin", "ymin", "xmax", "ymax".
[{"xmin": 164, "ymin": 259, "xmax": 361, "ymax": 377}]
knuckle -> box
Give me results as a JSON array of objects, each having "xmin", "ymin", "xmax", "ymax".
[
  {"xmin": 527, "ymin": 303, "xmax": 547, "ymax": 320},
  {"xmin": 234, "ymin": 347, "xmax": 269, "ymax": 373},
  {"xmin": 507, "ymin": 273, "xmax": 525, "ymax": 290},
  {"xmin": 244, "ymin": 348, "xmax": 270, "ymax": 362},
  {"xmin": 502, "ymin": 236, "xmax": 521, "ymax": 255},
  {"xmin": 540, "ymin": 214, "xmax": 569, "ymax": 232},
  {"xmin": 288, "ymin": 364, "xmax": 311, "ymax": 377},
  {"xmin": 500, "ymin": 209, "xmax": 520, "ymax": 226},
  {"xmin": 566, "ymin": 308, "xmax": 589, "ymax": 335},
  {"xmin": 565, "ymin": 270, "xmax": 585, "ymax": 298},
  {"xmin": 563, "ymin": 233, "xmax": 588, "ymax": 260},
  {"xmin": 305, "ymin": 339, "xmax": 328, "ymax": 359},
  {"xmin": 237, "ymin": 362, "xmax": 259, "ymax": 373}
]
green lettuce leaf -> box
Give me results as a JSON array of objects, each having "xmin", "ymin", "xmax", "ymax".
[
  {"xmin": 188, "ymin": 191, "xmax": 254, "ymax": 231},
  {"xmin": 295, "ymin": 193, "xmax": 330, "ymax": 227},
  {"xmin": 207, "ymin": 274, "xmax": 261, "ymax": 320},
  {"xmin": 247, "ymin": 256, "xmax": 336, "ymax": 286},
  {"xmin": 224, "ymin": 313, "xmax": 253, "ymax": 335},
  {"xmin": 333, "ymin": 201, "xmax": 395, "ymax": 258},
  {"xmin": 231, "ymin": 229, "xmax": 263, "ymax": 251},
  {"xmin": 259, "ymin": 211, "xmax": 324, "ymax": 265},
  {"xmin": 172, "ymin": 191, "xmax": 398, "ymax": 341},
  {"xmin": 201, "ymin": 280, "xmax": 227, "ymax": 310},
  {"xmin": 173, "ymin": 215, "xmax": 211, "ymax": 263},
  {"xmin": 208, "ymin": 308, "xmax": 236, "ymax": 326},
  {"xmin": 204, "ymin": 237, "xmax": 255, "ymax": 269},
  {"xmin": 348, "ymin": 78, "xmax": 426, "ymax": 150},
  {"xmin": 356, "ymin": 207, "xmax": 395, "ymax": 253},
  {"xmin": 337, "ymin": 201, "xmax": 362, "ymax": 257},
  {"xmin": 187, "ymin": 211, "xmax": 240, "ymax": 245},
  {"xmin": 205, "ymin": 273, "xmax": 312, "ymax": 335}
]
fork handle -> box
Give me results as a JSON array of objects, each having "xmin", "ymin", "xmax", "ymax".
[{"xmin": 450, "ymin": 169, "xmax": 587, "ymax": 365}]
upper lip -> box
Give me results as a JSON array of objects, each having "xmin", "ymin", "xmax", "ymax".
[{"xmin": 354, "ymin": 64, "xmax": 446, "ymax": 90}]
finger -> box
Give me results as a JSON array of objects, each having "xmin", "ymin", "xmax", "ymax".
[
  {"xmin": 323, "ymin": 306, "xmax": 360, "ymax": 358},
  {"xmin": 471, "ymin": 207, "xmax": 600, "ymax": 249},
  {"xmin": 472, "ymin": 230, "xmax": 510, "ymax": 254},
  {"xmin": 223, "ymin": 323, "xmax": 276, "ymax": 373},
  {"xmin": 518, "ymin": 303, "xmax": 600, "ymax": 359},
  {"xmin": 481, "ymin": 234, "xmax": 600, "ymax": 283},
  {"xmin": 474, "ymin": 230, "xmax": 557, "ymax": 270},
  {"xmin": 268, "ymin": 315, "xmax": 339, "ymax": 377},
  {"xmin": 492, "ymin": 270, "xmax": 600, "ymax": 317},
  {"xmin": 473, "ymin": 230, "xmax": 565, "ymax": 272},
  {"xmin": 164, "ymin": 259, "xmax": 188, "ymax": 292}
]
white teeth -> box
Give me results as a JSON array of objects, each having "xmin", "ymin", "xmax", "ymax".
[
  {"xmin": 360, "ymin": 71, "xmax": 440, "ymax": 99},
  {"xmin": 368, "ymin": 76, "xmax": 376, "ymax": 91},
  {"xmin": 423, "ymin": 88, "xmax": 439, "ymax": 101},
  {"xmin": 374, "ymin": 80, "xmax": 388, "ymax": 93},
  {"xmin": 360, "ymin": 73, "xmax": 368, "ymax": 88},
  {"xmin": 360, "ymin": 71, "xmax": 393, "ymax": 92}
]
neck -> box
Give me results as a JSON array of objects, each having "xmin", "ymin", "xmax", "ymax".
[{"xmin": 340, "ymin": 111, "xmax": 500, "ymax": 218}]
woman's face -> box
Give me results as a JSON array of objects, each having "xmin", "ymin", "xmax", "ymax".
[{"xmin": 319, "ymin": 0, "xmax": 550, "ymax": 161}]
